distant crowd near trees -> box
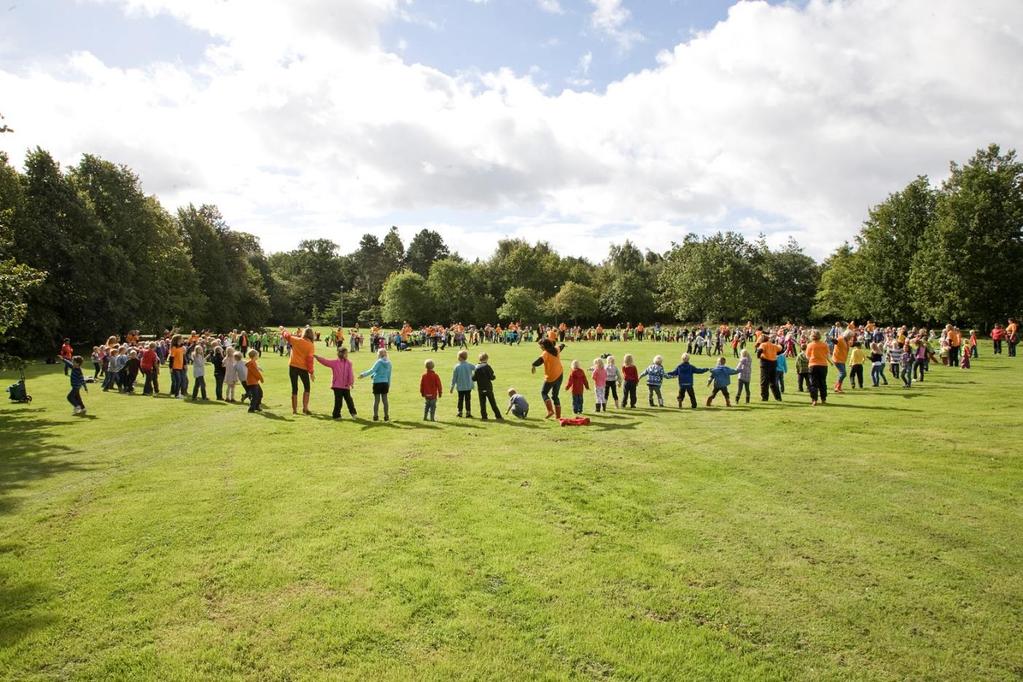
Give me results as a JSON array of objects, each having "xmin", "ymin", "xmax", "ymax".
[{"xmin": 1, "ymin": 143, "xmax": 1020, "ymax": 355}]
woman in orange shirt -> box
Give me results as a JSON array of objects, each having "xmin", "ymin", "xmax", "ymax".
[
  {"xmin": 280, "ymin": 325, "xmax": 316, "ymax": 415},
  {"xmin": 531, "ymin": 338, "xmax": 564, "ymax": 419},
  {"xmin": 805, "ymin": 330, "xmax": 831, "ymax": 406},
  {"xmin": 831, "ymin": 331, "xmax": 851, "ymax": 393}
]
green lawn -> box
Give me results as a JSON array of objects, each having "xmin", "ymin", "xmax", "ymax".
[{"xmin": 1, "ymin": 337, "xmax": 1021, "ymax": 680}]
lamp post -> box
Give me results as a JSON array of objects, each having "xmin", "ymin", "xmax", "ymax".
[{"xmin": 339, "ymin": 287, "xmax": 344, "ymax": 330}]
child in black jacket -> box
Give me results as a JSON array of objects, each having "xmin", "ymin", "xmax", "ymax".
[{"xmin": 472, "ymin": 353, "xmax": 503, "ymax": 421}]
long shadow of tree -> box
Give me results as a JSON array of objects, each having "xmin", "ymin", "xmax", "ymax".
[{"xmin": 0, "ymin": 407, "xmax": 93, "ymax": 652}]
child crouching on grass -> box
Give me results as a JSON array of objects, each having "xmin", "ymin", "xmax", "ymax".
[
  {"xmin": 245, "ymin": 349, "xmax": 263, "ymax": 413},
  {"xmin": 565, "ymin": 359, "xmax": 589, "ymax": 415},
  {"xmin": 421, "ymin": 359, "xmax": 442, "ymax": 421},
  {"xmin": 506, "ymin": 388, "xmax": 529, "ymax": 419},
  {"xmin": 707, "ymin": 357, "xmax": 739, "ymax": 407}
]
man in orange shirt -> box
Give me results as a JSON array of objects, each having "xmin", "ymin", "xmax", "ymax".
[
  {"xmin": 757, "ymin": 334, "xmax": 783, "ymax": 401},
  {"xmin": 946, "ymin": 325, "xmax": 962, "ymax": 367}
]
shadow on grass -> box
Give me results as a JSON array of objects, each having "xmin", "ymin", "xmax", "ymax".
[
  {"xmin": 251, "ymin": 409, "xmax": 289, "ymax": 421},
  {"xmin": 0, "ymin": 408, "xmax": 85, "ymax": 647}
]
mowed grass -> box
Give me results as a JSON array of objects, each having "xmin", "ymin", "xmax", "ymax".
[{"xmin": 1, "ymin": 335, "xmax": 1021, "ymax": 681}]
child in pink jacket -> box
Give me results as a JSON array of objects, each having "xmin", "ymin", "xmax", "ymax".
[
  {"xmin": 591, "ymin": 357, "xmax": 608, "ymax": 412},
  {"xmin": 314, "ymin": 347, "xmax": 357, "ymax": 419}
]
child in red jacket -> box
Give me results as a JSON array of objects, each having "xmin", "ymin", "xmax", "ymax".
[
  {"xmin": 420, "ymin": 359, "xmax": 443, "ymax": 421},
  {"xmin": 565, "ymin": 359, "xmax": 589, "ymax": 415}
]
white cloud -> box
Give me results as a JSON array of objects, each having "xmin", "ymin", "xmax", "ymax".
[
  {"xmin": 537, "ymin": 0, "xmax": 564, "ymax": 15},
  {"xmin": 588, "ymin": 0, "xmax": 643, "ymax": 51},
  {"xmin": 2, "ymin": 0, "xmax": 1022, "ymax": 263}
]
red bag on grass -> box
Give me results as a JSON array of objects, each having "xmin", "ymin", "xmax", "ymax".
[{"xmin": 558, "ymin": 417, "xmax": 590, "ymax": 426}]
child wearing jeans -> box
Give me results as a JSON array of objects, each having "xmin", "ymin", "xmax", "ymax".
[
  {"xmin": 795, "ymin": 346, "xmax": 811, "ymax": 392},
  {"xmin": 870, "ymin": 342, "xmax": 888, "ymax": 386},
  {"xmin": 472, "ymin": 353, "xmax": 502, "ymax": 421},
  {"xmin": 666, "ymin": 353, "xmax": 708, "ymax": 409},
  {"xmin": 450, "ymin": 350, "xmax": 476, "ymax": 418},
  {"xmin": 848, "ymin": 342, "xmax": 865, "ymax": 389},
  {"xmin": 61, "ymin": 355, "xmax": 88, "ymax": 415},
  {"xmin": 565, "ymin": 359, "xmax": 589, "ymax": 415},
  {"xmin": 359, "ymin": 349, "xmax": 393, "ymax": 422},
  {"xmin": 707, "ymin": 357, "xmax": 739, "ymax": 407},
  {"xmin": 900, "ymin": 341, "xmax": 914, "ymax": 388},
  {"xmin": 621, "ymin": 354, "xmax": 639, "ymax": 408},
  {"xmin": 591, "ymin": 357, "xmax": 607, "ymax": 412},
  {"xmin": 639, "ymin": 355, "xmax": 666, "ymax": 407},
  {"xmin": 245, "ymin": 349, "xmax": 263, "ymax": 412},
  {"xmin": 506, "ymin": 388, "xmax": 529, "ymax": 419},
  {"xmin": 420, "ymin": 359, "xmax": 442, "ymax": 421}
]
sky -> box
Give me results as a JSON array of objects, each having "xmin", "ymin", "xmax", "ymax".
[{"xmin": 1, "ymin": 0, "xmax": 1021, "ymax": 263}]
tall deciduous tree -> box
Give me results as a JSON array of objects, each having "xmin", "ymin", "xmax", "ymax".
[
  {"xmin": 497, "ymin": 287, "xmax": 544, "ymax": 323},
  {"xmin": 404, "ymin": 228, "xmax": 451, "ymax": 277},
  {"xmin": 657, "ymin": 233, "xmax": 764, "ymax": 322},
  {"xmin": 909, "ymin": 144, "xmax": 1023, "ymax": 324},
  {"xmin": 546, "ymin": 281, "xmax": 599, "ymax": 323},
  {"xmin": 380, "ymin": 270, "xmax": 433, "ymax": 325}
]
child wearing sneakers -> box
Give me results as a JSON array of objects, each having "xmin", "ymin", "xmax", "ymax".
[
  {"xmin": 591, "ymin": 357, "xmax": 608, "ymax": 412},
  {"xmin": 472, "ymin": 353, "xmax": 502, "ymax": 420},
  {"xmin": 639, "ymin": 355, "xmax": 666, "ymax": 407},
  {"xmin": 420, "ymin": 359, "xmax": 443, "ymax": 421},
  {"xmin": 565, "ymin": 359, "xmax": 589, "ymax": 415},
  {"xmin": 506, "ymin": 388, "xmax": 529, "ymax": 419},
  {"xmin": 707, "ymin": 357, "xmax": 739, "ymax": 407}
]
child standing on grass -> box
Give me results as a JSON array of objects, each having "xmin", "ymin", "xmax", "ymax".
[
  {"xmin": 870, "ymin": 342, "xmax": 888, "ymax": 386},
  {"xmin": 506, "ymin": 388, "xmax": 529, "ymax": 419},
  {"xmin": 666, "ymin": 353, "xmax": 708, "ymax": 409},
  {"xmin": 451, "ymin": 350, "xmax": 476, "ymax": 418},
  {"xmin": 604, "ymin": 355, "xmax": 620, "ymax": 408},
  {"xmin": 233, "ymin": 351, "xmax": 248, "ymax": 403},
  {"xmin": 900, "ymin": 341, "xmax": 914, "ymax": 388},
  {"xmin": 706, "ymin": 357, "xmax": 739, "ymax": 407},
  {"xmin": 472, "ymin": 353, "xmax": 502, "ymax": 421},
  {"xmin": 169, "ymin": 335, "xmax": 187, "ymax": 399},
  {"xmin": 91, "ymin": 346, "xmax": 102, "ymax": 379},
  {"xmin": 224, "ymin": 350, "xmax": 238, "ymax": 402},
  {"xmin": 961, "ymin": 343, "xmax": 972, "ymax": 369},
  {"xmin": 639, "ymin": 355, "xmax": 666, "ymax": 407},
  {"xmin": 61, "ymin": 355, "xmax": 88, "ymax": 415},
  {"xmin": 191, "ymin": 344, "xmax": 208, "ymax": 400},
  {"xmin": 735, "ymin": 348, "xmax": 752, "ymax": 403},
  {"xmin": 591, "ymin": 357, "xmax": 607, "ymax": 412},
  {"xmin": 775, "ymin": 350, "xmax": 788, "ymax": 395},
  {"xmin": 795, "ymin": 345, "xmax": 810, "ymax": 393},
  {"xmin": 849, "ymin": 342, "xmax": 865, "ymax": 389},
  {"xmin": 621, "ymin": 354, "xmax": 639, "ymax": 408},
  {"xmin": 245, "ymin": 348, "xmax": 263, "ymax": 412},
  {"xmin": 420, "ymin": 359, "xmax": 442, "ymax": 421},
  {"xmin": 315, "ymin": 346, "xmax": 357, "ymax": 420},
  {"xmin": 565, "ymin": 359, "xmax": 589, "ymax": 415},
  {"xmin": 359, "ymin": 349, "xmax": 392, "ymax": 422}
]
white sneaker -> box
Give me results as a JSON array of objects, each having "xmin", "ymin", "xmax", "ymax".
[
  {"xmin": 73, "ymin": 407, "xmax": 81, "ymax": 415},
  {"xmin": 79, "ymin": 408, "xmax": 86, "ymax": 415}
]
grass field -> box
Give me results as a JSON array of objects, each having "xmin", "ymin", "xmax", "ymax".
[{"xmin": 1, "ymin": 335, "xmax": 1021, "ymax": 680}]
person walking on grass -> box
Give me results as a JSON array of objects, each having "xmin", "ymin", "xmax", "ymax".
[
  {"xmin": 706, "ymin": 357, "xmax": 738, "ymax": 407},
  {"xmin": 279, "ymin": 326, "xmax": 316, "ymax": 415},
  {"xmin": 473, "ymin": 352, "xmax": 503, "ymax": 421},
  {"xmin": 665, "ymin": 353, "xmax": 708, "ymax": 409},
  {"xmin": 757, "ymin": 335, "xmax": 783, "ymax": 401},
  {"xmin": 245, "ymin": 349, "xmax": 264, "ymax": 413},
  {"xmin": 831, "ymin": 330, "xmax": 851, "ymax": 394},
  {"xmin": 639, "ymin": 355, "xmax": 666, "ymax": 407},
  {"xmin": 59, "ymin": 355, "xmax": 88, "ymax": 415}
]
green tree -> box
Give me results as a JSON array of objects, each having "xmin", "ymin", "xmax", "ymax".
[
  {"xmin": 404, "ymin": 228, "xmax": 451, "ymax": 277},
  {"xmin": 657, "ymin": 232, "xmax": 764, "ymax": 322},
  {"xmin": 380, "ymin": 271, "xmax": 433, "ymax": 325},
  {"xmin": 381, "ymin": 226, "xmax": 406, "ymax": 273},
  {"xmin": 811, "ymin": 244, "xmax": 869, "ymax": 321},
  {"xmin": 856, "ymin": 176, "xmax": 936, "ymax": 323},
  {"xmin": 909, "ymin": 144, "xmax": 1023, "ymax": 324},
  {"xmin": 427, "ymin": 258, "xmax": 477, "ymax": 322},
  {"xmin": 760, "ymin": 238, "xmax": 820, "ymax": 323},
  {"xmin": 546, "ymin": 281, "xmax": 599, "ymax": 323},
  {"xmin": 497, "ymin": 287, "xmax": 544, "ymax": 323}
]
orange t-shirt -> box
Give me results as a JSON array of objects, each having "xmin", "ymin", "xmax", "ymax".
[
  {"xmin": 170, "ymin": 346, "xmax": 185, "ymax": 370},
  {"xmin": 807, "ymin": 341, "xmax": 830, "ymax": 367},
  {"xmin": 832, "ymin": 337, "xmax": 849, "ymax": 364},
  {"xmin": 541, "ymin": 351, "xmax": 563, "ymax": 382},
  {"xmin": 286, "ymin": 333, "xmax": 315, "ymax": 372},
  {"xmin": 758, "ymin": 342, "xmax": 781, "ymax": 362},
  {"xmin": 947, "ymin": 330, "xmax": 961, "ymax": 347}
]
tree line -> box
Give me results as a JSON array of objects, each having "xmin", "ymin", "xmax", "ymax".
[{"xmin": 1, "ymin": 143, "xmax": 1020, "ymax": 354}]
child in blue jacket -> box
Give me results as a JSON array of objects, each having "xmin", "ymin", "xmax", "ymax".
[
  {"xmin": 61, "ymin": 355, "xmax": 88, "ymax": 415},
  {"xmin": 665, "ymin": 353, "xmax": 709, "ymax": 409},
  {"xmin": 450, "ymin": 350, "xmax": 476, "ymax": 418},
  {"xmin": 639, "ymin": 355, "xmax": 667, "ymax": 407},
  {"xmin": 707, "ymin": 357, "xmax": 739, "ymax": 407}
]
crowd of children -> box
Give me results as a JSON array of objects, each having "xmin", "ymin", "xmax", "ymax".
[{"xmin": 55, "ymin": 319, "xmax": 1003, "ymax": 419}]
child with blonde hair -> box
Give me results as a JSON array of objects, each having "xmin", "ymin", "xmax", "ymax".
[
  {"xmin": 565, "ymin": 359, "xmax": 590, "ymax": 415},
  {"xmin": 224, "ymin": 350, "xmax": 239, "ymax": 402},
  {"xmin": 506, "ymin": 388, "xmax": 529, "ymax": 419},
  {"xmin": 450, "ymin": 349, "xmax": 476, "ymax": 418},
  {"xmin": 604, "ymin": 355, "xmax": 620, "ymax": 408},
  {"xmin": 359, "ymin": 348, "xmax": 392, "ymax": 421},
  {"xmin": 591, "ymin": 357, "xmax": 607, "ymax": 412},
  {"xmin": 639, "ymin": 355, "xmax": 666, "ymax": 407},
  {"xmin": 621, "ymin": 354, "xmax": 639, "ymax": 408},
  {"xmin": 472, "ymin": 352, "xmax": 502, "ymax": 421},
  {"xmin": 245, "ymin": 348, "xmax": 263, "ymax": 413},
  {"xmin": 707, "ymin": 356, "xmax": 739, "ymax": 407}
]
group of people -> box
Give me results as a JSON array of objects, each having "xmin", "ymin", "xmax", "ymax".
[{"xmin": 55, "ymin": 318, "xmax": 1014, "ymax": 419}]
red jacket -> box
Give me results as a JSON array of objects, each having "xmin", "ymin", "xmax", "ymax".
[
  {"xmin": 565, "ymin": 367, "xmax": 589, "ymax": 395},
  {"xmin": 622, "ymin": 365, "xmax": 639, "ymax": 382},
  {"xmin": 420, "ymin": 370, "xmax": 443, "ymax": 399},
  {"xmin": 140, "ymin": 349, "xmax": 158, "ymax": 372}
]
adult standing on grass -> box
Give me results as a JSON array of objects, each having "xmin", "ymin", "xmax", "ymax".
[
  {"xmin": 280, "ymin": 325, "xmax": 316, "ymax": 415},
  {"xmin": 531, "ymin": 338, "xmax": 564, "ymax": 420},
  {"xmin": 832, "ymin": 330, "xmax": 851, "ymax": 394},
  {"xmin": 1006, "ymin": 318, "xmax": 1019, "ymax": 357},
  {"xmin": 806, "ymin": 330, "xmax": 831, "ymax": 406},
  {"xmin": 756, "ymin": 334, "xmax": 783, "ymax": 402}
]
